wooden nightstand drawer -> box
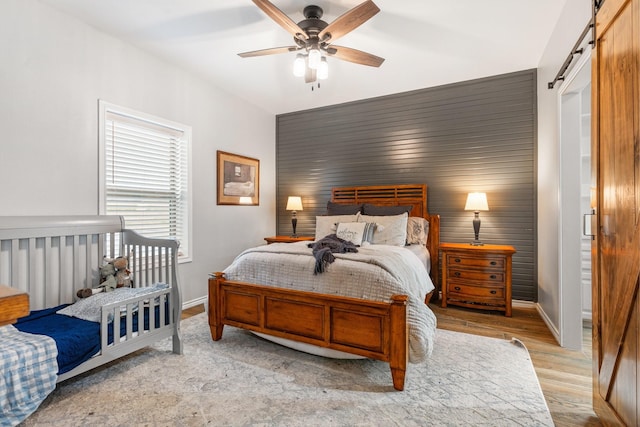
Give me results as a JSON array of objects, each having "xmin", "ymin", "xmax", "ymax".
[
  {"xmin": 440, "ymin": 242, "xmax": 516, "ymax": 317},
  {"xmin": 447, "ymin": 256, "xmax": 505, "ymax": 269},
  {"xmin": 448, "ymin": 282, "xmax": 505, "ymax": 299},
  {"xmin": 447, "ymin": 268, "xmax": 504, "ymax": 283}
]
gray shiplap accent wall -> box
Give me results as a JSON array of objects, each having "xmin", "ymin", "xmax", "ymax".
[{"xmin": 276, "ymin": 69, "xmax": 537, "ymax": 301}]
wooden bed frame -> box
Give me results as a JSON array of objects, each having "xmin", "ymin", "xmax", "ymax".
[{"xmin": 208, "ymin": 184, "xmax": 440, "ymax": 391}]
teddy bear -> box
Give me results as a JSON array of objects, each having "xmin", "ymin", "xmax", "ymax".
[
  {"xmin": 109, "ymin": 256, "xmax": 132, "ymax": 288},
  {"xmin": 76, "ymin": 256, "xmax": 131, "ymax": 298}
]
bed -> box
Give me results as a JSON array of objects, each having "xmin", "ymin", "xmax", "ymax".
[
  {"xmin": 0, "ymin": 215, "xmax": 182, "ymax": 424},
  {"xmin": 208, "ymin": 184, "xmax": 440, "ymax": 391}
]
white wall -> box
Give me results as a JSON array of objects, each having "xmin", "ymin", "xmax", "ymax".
[
  {"xmin": 0, "ymin": 0, "xmax": 276, "ymax": 305},
  {"xmin": 536, "ymin": 0, "xmax": 591, "ymax": 341}
]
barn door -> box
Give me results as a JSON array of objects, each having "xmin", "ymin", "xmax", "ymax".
[{"xmin": 592, "ymin": 0, "xmax": 640, "ymax": 425}]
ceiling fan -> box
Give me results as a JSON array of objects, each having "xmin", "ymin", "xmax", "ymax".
[{"xmin": 238, "ymin": 0, "xmax": 384, "ymax": 83}]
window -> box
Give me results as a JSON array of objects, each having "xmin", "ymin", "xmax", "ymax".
[{"xmin": 99, "ymin": 100, "xmax": 192, "ymax": 262}]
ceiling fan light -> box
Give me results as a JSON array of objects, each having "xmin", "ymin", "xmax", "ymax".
[
  {"xmin": 318, "ymin": 57, "xmax": 329, "ymax": 80},
  {"xmin": 308, "ymin": 48, "xmax": 321, "ymax": 69},
  {"xmin": 293, "ymin": 54, "xmax": 305, "ymax": 77}
]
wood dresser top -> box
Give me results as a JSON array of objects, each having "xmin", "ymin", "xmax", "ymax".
[{"xmin": 0, "ymin": 285, "xmax": 29, "ymax": 326}]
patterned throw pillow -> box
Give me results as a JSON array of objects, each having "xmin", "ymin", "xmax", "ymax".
[
  {"xmin": 407, "ymin": 217, "xmax": 430, "ymax": 246},
  {"xmin": 335, "ymin": 222, "xmax": 367, "ymax": 245},
  {"xmin": 335, "ymin": 222, "xmax": 377, "ymax": 246}
]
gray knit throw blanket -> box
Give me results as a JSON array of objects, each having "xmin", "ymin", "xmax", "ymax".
[{"xmin": 308, "ymin": 234, "xmax": 358, "ymax": 274}]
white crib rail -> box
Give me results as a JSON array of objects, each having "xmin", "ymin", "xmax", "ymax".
[
  {"xmin": 0, "ymin": 215, "xmax": 184, "ymax": 382},
  {"xmin": 0, "ymin": 216, "xmax": 124, "ymax": 310}
]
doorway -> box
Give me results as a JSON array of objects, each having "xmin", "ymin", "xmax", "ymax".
[{"xmin": 558, "ymin": 48, "xmax": 591, "ymax": 350}]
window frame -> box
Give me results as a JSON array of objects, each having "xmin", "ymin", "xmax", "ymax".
[{"xmin": 98, "ymin": 100, "xmax": 193, "ymax": 264}]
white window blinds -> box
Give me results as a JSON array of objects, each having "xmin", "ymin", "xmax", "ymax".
[{"xmin": 99, "ymin": 101, "xmax": 191, "ymax": 261}]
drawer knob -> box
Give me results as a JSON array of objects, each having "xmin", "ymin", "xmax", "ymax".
[
  {"xmin": 454, "ymin": 286, "xmax": 461, "ymax": 291},
  {"xmin": 490, "ymin": 290, "xmax": 497, "ymax": 294},
  {"xmin": 454, "ymin": 272, "xmax": 461, "ymax": 277},
  {"xmin": 490, "ymin": 261, "xmax": 497, "ymax": 266},
  {"xmin": 454, "ymin": 258, "xmax": 461, "ymax": 263},
  {"xmin": 490, "ymin": 275, "xmax": 497, "ymax": 279}
]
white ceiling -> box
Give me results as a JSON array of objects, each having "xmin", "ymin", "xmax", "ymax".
[{"xmin": 39, "ymin": 0, "xmax": 566, "ymax": 115}]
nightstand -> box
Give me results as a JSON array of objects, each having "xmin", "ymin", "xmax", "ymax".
[
  {"xmin": 0, "ymin": 285, "xmax": 29, "ymax": 326},
  {"xmin": 440, "ymin": 243, "xmax": 516, "ymax": 317},
  {"xmin": 264, "ymin": 236, "xmax": 315, "ymax": 244}
]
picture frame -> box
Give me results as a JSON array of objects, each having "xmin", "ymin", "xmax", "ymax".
[{"xmin": 217, "ymin": 150, "xmax": 259, "ymax": 205}]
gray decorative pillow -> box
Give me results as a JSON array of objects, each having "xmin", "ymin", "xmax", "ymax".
[
  {"xmin": 326, "ymin": 201, "xmax": 362, "ymax": 215},
  {"xmin": 362, "ymin": 203, "xmax": 413, "ymax": 216}
]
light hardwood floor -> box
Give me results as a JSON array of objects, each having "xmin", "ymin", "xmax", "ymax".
[{"xmin": 182, "ymin": 302, "xmax": 602, "ymax": 426}]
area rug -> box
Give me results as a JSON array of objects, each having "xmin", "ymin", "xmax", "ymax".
[{"xmin": 21, "ymin": 314, "xmax": 553, "ymax": 426}]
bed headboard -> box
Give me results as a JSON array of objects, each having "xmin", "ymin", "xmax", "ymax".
[{"xmin": 331, "ymin": 184, "xmax": 440, "ymax": 288}]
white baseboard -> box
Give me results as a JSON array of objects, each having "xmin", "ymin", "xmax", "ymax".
[
  {"xmin": 182, "ymin": 295, "xmax": 207, "ymax": 310},
  {"xmin": 512, "ymin": 299, "xmax": 536, "ymax": 308},
  {"xmin": 534, "ymin": 302, "xmax": 561, "ymax": 346}
]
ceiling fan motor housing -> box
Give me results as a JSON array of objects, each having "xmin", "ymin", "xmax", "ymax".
[
  {"xmin": 303, "ymin": 5, "xmax": 323, "ymax": 19},
  {"xmin": 296, "ymin": 5, "xmax": 328, "ymax": 48}
]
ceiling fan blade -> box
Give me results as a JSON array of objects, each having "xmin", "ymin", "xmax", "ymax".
[
  {"xmin": 326, "ymin": 45, "xmax": 384, "ymax": 67},
  {"xmin": 318, "ymin": 0, "xmax": 380, "ymax": 43},
  {"xmin": 238, "ymin": 46, "xmax": 300, "ymax": 58},
  {"xmin": 252, "ymin": 0, "xmax": 308, "ymax": 41}
]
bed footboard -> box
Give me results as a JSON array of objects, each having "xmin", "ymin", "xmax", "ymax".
[{"xmin": 208, "ymin": 272, "xmax": 408, "ymax": 391}]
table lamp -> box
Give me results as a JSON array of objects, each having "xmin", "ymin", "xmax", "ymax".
[
  {"xmin": 286, "ymin": 196, "xmax": 303, "ymax": 237},
  {"xmin": 464, "ymin": 192, "xmax": 489, "ymax": 246}
]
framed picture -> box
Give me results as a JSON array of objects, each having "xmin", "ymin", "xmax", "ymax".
[{"xmin": 217, "ymin": 150, "xmax": 260, "ymax": 205}]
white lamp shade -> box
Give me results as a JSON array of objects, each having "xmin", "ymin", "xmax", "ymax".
[
  {"xmin": 464, "ymin": 192, "xmax": 489, "ymax": 211},
  {"xmin": 286, "ymin": 196, "xmax": 303, "ymax": 211}
]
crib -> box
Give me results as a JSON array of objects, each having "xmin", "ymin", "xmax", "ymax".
[{"xmin": 0, "ymin": 215, "xmax": 183, "ymax": 382}]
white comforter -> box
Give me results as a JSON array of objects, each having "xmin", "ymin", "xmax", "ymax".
[{"xmin": 223, "ymin": 241, "xmax": 437, "ymax": 363}]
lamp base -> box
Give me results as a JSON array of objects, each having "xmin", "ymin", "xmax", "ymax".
[
  {"xmin": 470, "ymin": 240, "xmax": 484, "ymax": 246},
  {"xmin": 291, "ymin": 216, "xmax": 297, "ymax": 238}
]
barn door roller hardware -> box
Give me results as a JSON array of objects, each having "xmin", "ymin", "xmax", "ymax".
[
  {"xmin": 547, "ymin": 20, "xmax": 594, "ymax": 89},
  {"xmin": 548, "ymin": 1, "xmax": 606, "ymax": 89}
]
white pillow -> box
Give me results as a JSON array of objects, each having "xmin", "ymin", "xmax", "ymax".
[
  {"xmin": 315, "ymin": 214, "xmax": 359, "ymax": 239},
  {"xmin": 336, "ymin": 222, "xmax": 367, "ymax": 245},
  {"xmin": 407, "ymin": 217, "xmax": 430, "ymax": 246},
  {"xmin": 359, "ymin": 213, "xmax": 408, "ymax": 246}
]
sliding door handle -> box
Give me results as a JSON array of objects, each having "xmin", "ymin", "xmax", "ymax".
[{"xmin": 583, "ymin": 209, "xmax": 595, "ymax": 239}]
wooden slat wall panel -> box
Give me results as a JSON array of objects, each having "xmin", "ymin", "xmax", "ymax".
[{"xmin": 276, "ymin": 70, "xmax": 537, "ymax": 301}]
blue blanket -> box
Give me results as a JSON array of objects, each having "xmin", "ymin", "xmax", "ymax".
[
  {"xmin": 14, "ymin": 303, "xmax": 169, "ymax": 375},
  {"xmin": 15, "ymin": 305, "xmax": 100, "ymax": 375}
]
